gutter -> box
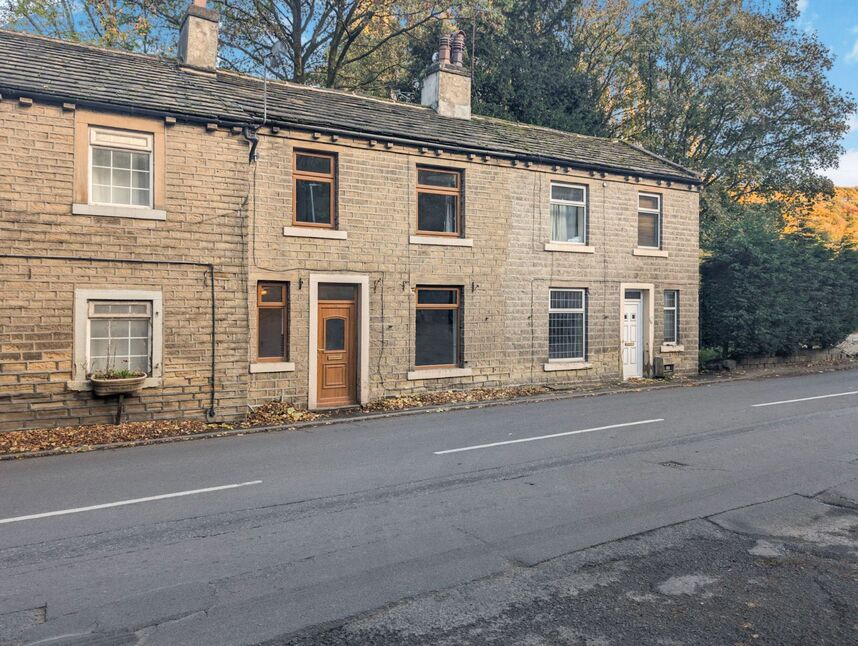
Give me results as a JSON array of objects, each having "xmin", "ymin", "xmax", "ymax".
[{"xmin": 0, "ymin": 86, "xmax": 703, "ymax": 187}]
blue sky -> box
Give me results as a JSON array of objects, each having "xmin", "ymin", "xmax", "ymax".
[{"xmin": 798, "ymin": 0, "xmax": 858, "ymax": 185}]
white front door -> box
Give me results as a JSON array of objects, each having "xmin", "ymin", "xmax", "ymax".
[{"xmin": 622, "ymin": 299, "xmax": 644, "ymax": 379}]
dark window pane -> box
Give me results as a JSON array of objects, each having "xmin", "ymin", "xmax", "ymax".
[
  {"xmin": 258, "ymin": 308, "xmax": 285, "ymax": 358},
  {"xmin": 325, "ymin": 318, "xmax": 345, "ymax": 351},
  {"xmin": 664, "ymin": 309, "xmax": 677, "ymax": 344},
  {"xmin": 295, "ymin": 179, "xmax": 332, "ymax": 224},
  {"xmin": 417, "ymin": 288, "xmax": 458, "ymax": 305},
  {"xmin": 639, "ymin": 194, "xmax": 660, "ymax": 211},
  {"xmin": 551, "ymin": 184, "xmax": 585, "ymax": 203},
  {"xmin": 418, "ymin": 169, "xmax": 458, "ymax": 188},
  {"xmin": 550, "ymin": 290, "xmax": 582, "ymax": 310},
  {"xmin": 416, "ymin": 309, "xmax": 458, "ymax": 366},
  {"xmin": 664, "ymin": 290, "xmax": 677, "ymax": 308},
  {"xmin": 549, "ymin": 312, "xmax": 584, "ymax": 359},
  {"xmin": 418, "ymin": 192, "xmax": 457, "ymax": 232},
  {"xmin": 259, "ymin": 283, "xmax": 285, "ymax": 304},
  {"xmin": 319, "ymin": 284, "xmax": 356, "ymax": 301},
  {"xmin": 638, "ymin": 212, "xmax": 659, "ymax": 247},
  {"xmin": 625, "ymin": 290, "xmax": 642, "ymax": 300},
  {"xmin": 296, "ymin": 154, "xmax": 332, "ymax": 175}
]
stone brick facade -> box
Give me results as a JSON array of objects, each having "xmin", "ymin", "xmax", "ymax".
[{"xmin": 0, "ymin": 95, "xmax": 699, "ymax": 432}]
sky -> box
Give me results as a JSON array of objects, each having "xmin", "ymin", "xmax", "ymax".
[{"xmin": 798, "ymin": 0, "xmax": 858, "ymax": 186}]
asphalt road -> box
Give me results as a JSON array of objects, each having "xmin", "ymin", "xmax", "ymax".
[{"xmin": 1, "ymin": 370, "xmax": 858, "ymax": 645}]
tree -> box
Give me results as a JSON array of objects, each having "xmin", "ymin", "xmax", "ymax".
[
  {"xmin": 394, "ymin": 0, "xmax": 609, "ymax": 135},
  {"xmin": 700, "ymin": 201, "xmax": 858, "ymax": 357},
  {"xmin": 617, "ymin": 0, "xmax": 854, "ymax": 199},
  {"xmin": 1, "ymin": 0, "xmax": 159, "ymax": 50}
]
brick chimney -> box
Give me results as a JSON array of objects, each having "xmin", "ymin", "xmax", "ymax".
[
  {"xmin": 178, "ymin": 0, "xmax": 219, "ymax": 72},
  {"xmin": 421, "ymin": 31, "xmax": 471, "ymax": 119}
]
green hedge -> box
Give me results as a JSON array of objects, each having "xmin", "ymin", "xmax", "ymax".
[{"xmin": 701, "ymin": 206, "xmax": 858, "ymax": 358}]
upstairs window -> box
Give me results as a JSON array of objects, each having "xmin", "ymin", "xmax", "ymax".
[
  {"xmin": 415, "ymin": 287, "xmax": 461, "ymax": 367},
  {"xmin": 664, "ymin": 290, "xmax": 680, "ymax": 344},
  {"xmin": 257, "ymin": 282, "xmax": 289, "ymax": 361},
  {"xmin": 549, "ymin": 289, "xmax": 586, "ymax": 361},
  {"xmin": 87, "ymin": 301, "xmax": 152, "ymax": 375},
  {"xmin": 417, "ymin": 168, "xmax": 461, "ymax": 236},
  {"xmin": 89, "ymin": 128, "xmax": 153, "ymax": 208},
  {"xmin": 638, "ymin": 193, "xmax": 661, "ymax": 248},
  {"xmin": 550, "ymin": 183, "xmax": 587, "ymax": 244},
  {"xmin": 294, "ymin": 151, "xmax": 335, "ymax": 227}
]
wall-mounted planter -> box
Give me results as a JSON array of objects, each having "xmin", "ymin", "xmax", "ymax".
[{"xmin": 89, "ymin": 375, "xmax": 147, "ymax": 397}]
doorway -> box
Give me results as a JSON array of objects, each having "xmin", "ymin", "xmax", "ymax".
[
  {"xmin": 316, "ymin": 284, "xmax": 357, "ymax": 407},
  {"xmin": 622, "ymin": 290, "xmax": 644, "ymax": 379}
]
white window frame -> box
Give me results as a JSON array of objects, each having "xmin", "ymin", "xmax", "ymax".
[
  {"xmin": 70, "ymin": 289, "xmax": 163, "ymax": 391},
  {"xmin": 548, "ymin": 288, "xmax": 587, "ymax": 362},
  {"xmin": 637, "ymin": 192, "xmax": 662, "ymax": 249},
  {"xmin": 550, "ymin": 182, "xmax": 588, "ymax": 245},
  {"xmin": 664, "ymin": 289, "xmax": 679, "ymax": 345},
  {"xmin": 88, "ymin": 127, "xmax": 154, "ymax": 209}
]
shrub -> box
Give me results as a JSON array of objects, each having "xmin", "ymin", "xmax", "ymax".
[{"xmin": 701, "ymin": 204, "xmax": 858, "ymax": 358}]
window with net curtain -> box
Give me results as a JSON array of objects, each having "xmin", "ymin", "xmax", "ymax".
[
  {"xmin": 550, "ymin": 184, "xmax": 587, "ymax": 244},
  {"xmin": 417, "ymin": 168, "xmax": 461, "ymax": 235},
  {"xmin": 87, "ymin": 301, "xmax": 152, "ymax": 375},
  {"xmin": 549, "ymin": 289, "xmax": 586, "ymax": 360}
]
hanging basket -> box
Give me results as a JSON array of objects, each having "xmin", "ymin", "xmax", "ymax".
[{"xmin": 89, "ymin": 375, "xmax": 147, "ymax": 397}]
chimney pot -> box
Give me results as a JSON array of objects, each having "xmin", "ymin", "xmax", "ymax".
[
  {"xmin": 438, "ymin": 34, "xmax": 451, "ymax": 65},
  {"xmin": 450, "ymin": 31, "xmax": 465, "ymax": 66}
]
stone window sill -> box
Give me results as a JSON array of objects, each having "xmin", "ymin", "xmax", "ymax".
[
  {"xmin": 409, "ymin": 235, "xmax": 474, "ymax": 247},
  {"xmin": 407, "ymin": 367, "xmax": 473, "ymax": 380},
  {"xmin": 633, "ymin": 247, "xmax": 669, "ymax": 258},
  {"xmin": 283, "ymin": 226, "xmax": 347, "ymax": 240},
  {"xmin": 73, "ymin": 203, "xmax": 166, "ymax": 221},
  {"xmin": 544, "ymin": 242, "xmax": 595, "ymax": 254},
  {"xmin": 249, "ymin": 361, "xmax": 295, "ymax": 374},
  {"xmin": 543, "ymin": 361, "xmax": 592, "ymax": 372},
  {"xmin": 67, "ymin": 377, "xmax": 162, "ymax": 391},
  {"xmin": 660, "ymin": 344, "xmax": 684, "ymax": 353}
]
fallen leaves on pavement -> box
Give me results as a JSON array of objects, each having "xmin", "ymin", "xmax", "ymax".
[{"xmin": 361, "ymin": 385, "xmax": 551, "ymax": 412}]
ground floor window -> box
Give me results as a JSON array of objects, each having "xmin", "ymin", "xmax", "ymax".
[
  {"xmin": 415, "ymin": 287, "xmax": 461, "ymax": 367},
  {"xmin": 257, "ymin": 282, "xmax": 289, "ymax": 361},
  {"xmin": 87, "ymin": 301, "xmax": 152, "ymax": 374},
  {"xmin": 664, "ymin": 290, "xmax": 679, "ymax": 344},
  {"xmin": 549, "ymin": 288, "xmax": 586, "ymax": 360}
]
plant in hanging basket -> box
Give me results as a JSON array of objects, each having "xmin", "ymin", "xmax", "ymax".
[{"xmin": 88, "ymin": 368, "xmax": 147, "ymax": 397}]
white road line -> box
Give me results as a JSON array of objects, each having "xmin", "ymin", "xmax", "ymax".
[
  {"xmin": 752, "ymin": 391, "xmax": 858, "ymax": 408},
  {"xmin": 434, "ymin": 419, "xmax": 665, "ymax": 455},
  {"xmin": 0, "ymin": 480, "xmax": 262, "ymax": 525}
]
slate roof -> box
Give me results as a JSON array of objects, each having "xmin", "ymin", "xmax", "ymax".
[{"xmin": 0, "ymin": 28, "xmax": 700, "ymax": 184}]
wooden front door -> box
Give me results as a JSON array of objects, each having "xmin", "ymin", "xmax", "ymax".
[{"xmin": 317, "ymin": 296, "xmax": 357, "ymax": 408}]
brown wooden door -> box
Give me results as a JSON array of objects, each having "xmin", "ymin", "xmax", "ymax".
[{"xmin": 317, "ymin": 300, "xmax": 357, "ymax": 407}]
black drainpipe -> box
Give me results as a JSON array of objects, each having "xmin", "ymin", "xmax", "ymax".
[{"xmin": 0, "ymin": 253, "xmax": 219, "ymax": 420}]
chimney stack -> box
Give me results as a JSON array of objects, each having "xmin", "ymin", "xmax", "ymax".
[
  {"xmin": 420, "ymin": 31, "xmax": 472, "ymax": 120},
  {"xmin": 178, "ymin": 0, "xmax": 220, "ymax": 72}
]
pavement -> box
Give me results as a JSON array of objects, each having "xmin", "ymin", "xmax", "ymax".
[{"xmin": 1, "ymin": 369, "xmax": 858, "ymax": 645}]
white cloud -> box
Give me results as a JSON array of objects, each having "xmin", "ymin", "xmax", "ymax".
[
  {"xmin": 850, "ymin": 114, "xmax": 858, "ymax": 133},
  {"xmin": 848, "ymin": 40, "xmax": 858, "ymax": 63},
  {"xmin": 796, "ymin": 0, "xmax": 809, "ymax": 13},
  {"xmin": 824, "ymin": 149, "xmax": 858, "ymax": 186}
]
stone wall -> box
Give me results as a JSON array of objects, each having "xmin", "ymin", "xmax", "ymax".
[{"xmin": 0, "ymin": 98, "xmax": 700, "ymax": 429}]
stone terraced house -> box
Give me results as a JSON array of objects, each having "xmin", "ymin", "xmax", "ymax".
[{"xmin": 0, "ymin": 2, "xmax": 701, "ymax": 431}]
